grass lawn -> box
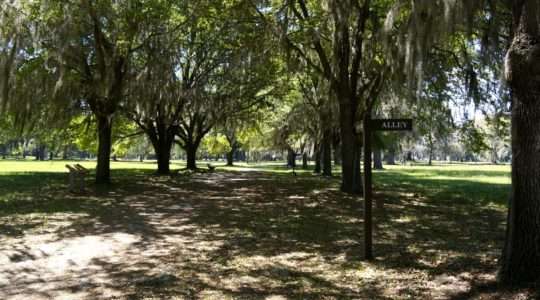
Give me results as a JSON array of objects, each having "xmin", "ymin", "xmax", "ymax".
[{"xmin": 0, "ymin": 159, "xmax": 533, "ymax": 299}]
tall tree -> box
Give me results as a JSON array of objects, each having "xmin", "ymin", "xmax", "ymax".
[
  {"xmin": 261, "ymin": 0, "xmax": 387, "ymax": 193},
  {"xmin": 36, "ymin": 0, "xmax": 165, "ymax": 183},
  {"xmin": 499, "ymin": 0, "xmax": 540, "ymax": 285},
  {"xmin": 126, "ymin": 11, "xmax": 187, "ymax": 174},
  {"xmin": 255, "ymin": 0, "xmax": 467, "ymax": 193},
  {"xmin": 174, "ymin": 1, "xmax": 279, "ymax": 170},
  {"xmin": 297, "ymin": 72, "xmax": 336, "ymax": 176}
]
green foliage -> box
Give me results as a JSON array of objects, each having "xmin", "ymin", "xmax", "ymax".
[
  {"xmin": 201, "ymin": 133, "xmax": 230, "ymax": 156},
  {"xmin": 459, "ymin": 120, "xmax": 490, "ymax": 156}
]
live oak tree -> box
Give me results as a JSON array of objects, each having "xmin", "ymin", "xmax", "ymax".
[
  {"xmin": 125, "ymin": 6, "xmax": 187, "ymax": 174},
  {"xmin": 219, "ymin": 46, "xmax": 282, "ymax": 166},
  {"xmin": 255, "ymin": 0, "xmax": 387, "ymax": 193},
  {"xmin": 34, "ymin": 0, "xmax": 168, "ymax": 183},
  {"xmin": 172, "ymin": 1, "xmax": 279, "ymax": 170},
  {"xmin": 416, "ymin": 71, "xmax": 454, "ymax": 166},
  {"xmin": 254, "ymin": 0, "xmax": 472, "ymax": 193},
  {"xmin": 1, "ymin": 5, "xmax": 83, "ymax": 162},
  {"xmin": 297, "ymin": 72, "xmax": 337, "ymax": 175},
  {"xmin": 126, "ymin": 0, "xmax": 244, "ymax": 172},
  {"xmin": 499, "ymin": 0, "xmax": 540, "ymax": 285},
  {"xmin": 171, "ymin": 9, "xmax": 239, "ymax": 170}
]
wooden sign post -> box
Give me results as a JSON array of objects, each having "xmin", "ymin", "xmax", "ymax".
[{"xmin": 363, "ymin": 114, "xmax": 412, "ymax": 259}]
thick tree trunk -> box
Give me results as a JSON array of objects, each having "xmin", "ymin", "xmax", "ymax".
[
  {"xmin": 373, "ymin": 149, "xmax": 383, "ymax": 169},
  {"xmin": 386, "ymin": 151, "xmax": 395, "ymax": 165},
  {"xmin": 338, "ymin": 101, "xmax": 362, "ymax": 194},
  {"xmin": 499, "ymin": 0, "xmax": 540, "ymax": 285},
  {"xmin": 332, "ymin": 135, "xmax": 341, "ymax": 165},
  {"xmin": 287, "ymin": 147, "xmax": 296, "ymax": 168},
  {"xmin": 186, "ymin": 146, "xmax": 197, "ymax": 170},
  {"xmin": 314, "ymin": 142, "xmax": 321, "ymax": 173},
  {"xmin": 95, "ymin": 115, "xmax": 112, "ymax": 184},
  {"xmin": 226, "ymin": 149, "xmax": 235, "ymax": 166},
  {"xmin": 154, "ymin": 140, "xmax": 173, "ymax": 174},
  {"xmin": 322, "ymin": 129, "xmax": 332, "ymax": 176},
  {"xmin": 40, "ymin": 149, "xmax": 45, "ymax": 161},
  {"xmin": 302, "ymin": 152, "xmax": 308, "ymax": 169},
  {"xmin": 35, "ymin": 143, "xmax": 45, "ymax": 161}
]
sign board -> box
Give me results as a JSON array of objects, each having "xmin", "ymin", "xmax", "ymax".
[
  {"xmin": 363, "ymin": 115, "xmax": 412, "ymax": 260},
  {"xmin": 368, "ymin": 119, "xmax": 413, "ymax": 131}
]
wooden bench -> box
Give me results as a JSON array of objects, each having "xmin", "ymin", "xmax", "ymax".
[
  {"xmin": 66, "ymin": 164, "xmax": 88, "ymax": 192},
  {"xmin": 207, "ymin": 163, "xmax": 216, "ymax": 172}
]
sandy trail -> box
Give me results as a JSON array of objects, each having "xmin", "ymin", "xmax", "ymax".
[{"xmin": 0, "ymin": 172, "xmax": 247, "ymax": 299}]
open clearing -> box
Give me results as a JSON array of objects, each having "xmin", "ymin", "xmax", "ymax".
[{"xmin": 0, "ymin": 161, "xmax": 533, "ymax": 299}]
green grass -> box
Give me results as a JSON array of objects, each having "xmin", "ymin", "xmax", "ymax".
[{"xmin": 0, "ymin": 159, "xmax": 528, "ymax": 299}]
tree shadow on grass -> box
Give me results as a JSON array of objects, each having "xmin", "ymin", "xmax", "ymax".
[
  {"xmin": 0, "ymin": 167, "xmax": 529, "ymax": 299},
  {"xmin": 368, "ymin": 169, "xmax": 515, "ymax": 297}
]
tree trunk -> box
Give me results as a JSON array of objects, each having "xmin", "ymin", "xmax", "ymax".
[
  {"xmin": 95, "ymin": 115, "xmax": 112, "ymax": 184},
  {"xmin": 386, "ymin": 151, "xmax": 395, "ymax": 165},
  {"xmin": 287, "ymin": 147, "xmax": 296, "ymax": 168},
  {"xmin": 314, "ymin": 142, "xmax": 321, "ymax": 173},
  {"xmin": 49, "ymin": 151, "xmax": 54, "ymax": 161},
  {"xmin": 338, "ymin": 101, "xmax": 362, "ymax": 194},
  {"xmin": 499, "ymin": 0, "xmax": 540, "ymax": 285},
  {"xmin": 226, "ymin": 149, "xmax": 235, "ymax": 166},
  {"xmin": 322, "ymin": 129, "xmax": 332, "ymax": 176},
  {"xmin": 39, "ymin": 144, "xmax": 46, "ymax": 161},
  {"xmin": 302, "ymin": 152, "xmax": 308, "ymax": 169},
  {"xmin": 491, "ymin": 151, "xmax": 499, "ymax": 164},
  {"xmin": 186, "ymin": 146, "xmax": 197, "ymax": 170},
  {"xmin": 333, "ymin": 135, "xmax": 341, "ymax": 165},
  {"xmin": 428, "ymin": 136, "xmax": 434, "ymax": 166},
  {"xmin": 22, "ymin": 138, "xmax": 28, "ymax": 158},
  {"xmin": 62, "ymin": 147, "xmax": 68, "ymax": 160},
  {"xmin": 154, "ymin": 140, "xmax": 173, "ymax": 174},
  {"xmin": 373, "ymin": 149, "xmax": 383, "ymax": 169}
]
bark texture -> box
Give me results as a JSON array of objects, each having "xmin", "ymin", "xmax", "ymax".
[
  {"xmin": 314, "ymin": 142, "xmax": 321, "ymax": 173},
  {"xmin": 186, "ymin": 145, "xmax": 197, "ymax": 170},
  {"xmin": 226, "ymin": 150, "xmax": 235, "ymax": 166},
  {"xmin": 499, "ymin": 0, "xmax": 540, "ymax": 285},
  {"xmin": 153, "ymin": 139, "xmax": 173, "ymax": 174},
  {"xmin": 322, "ymin": 129, "xmax": 333, "ymax": 176},
  {"xmin": 96, "ymin": 115, "xmax": 113, "ymax": 184},
  {"xmin": 373, "ymin": 149, "xmax": 383, "ymax": 170},
  {"xmin": 339, "ymin": 102, "xmax": 362, "ymax": 193},
  {"xmin": 385, "ymin": 151, "xmax": 395, "ymax": 165},
  {"xmin": 302, "ymin": 152, "xmax": 308, "ymax": 169}
]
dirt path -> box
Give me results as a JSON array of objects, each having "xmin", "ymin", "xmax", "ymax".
[{"xmin": 1, "ymin": 171, "xmax": 328, "ymax": 299}]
